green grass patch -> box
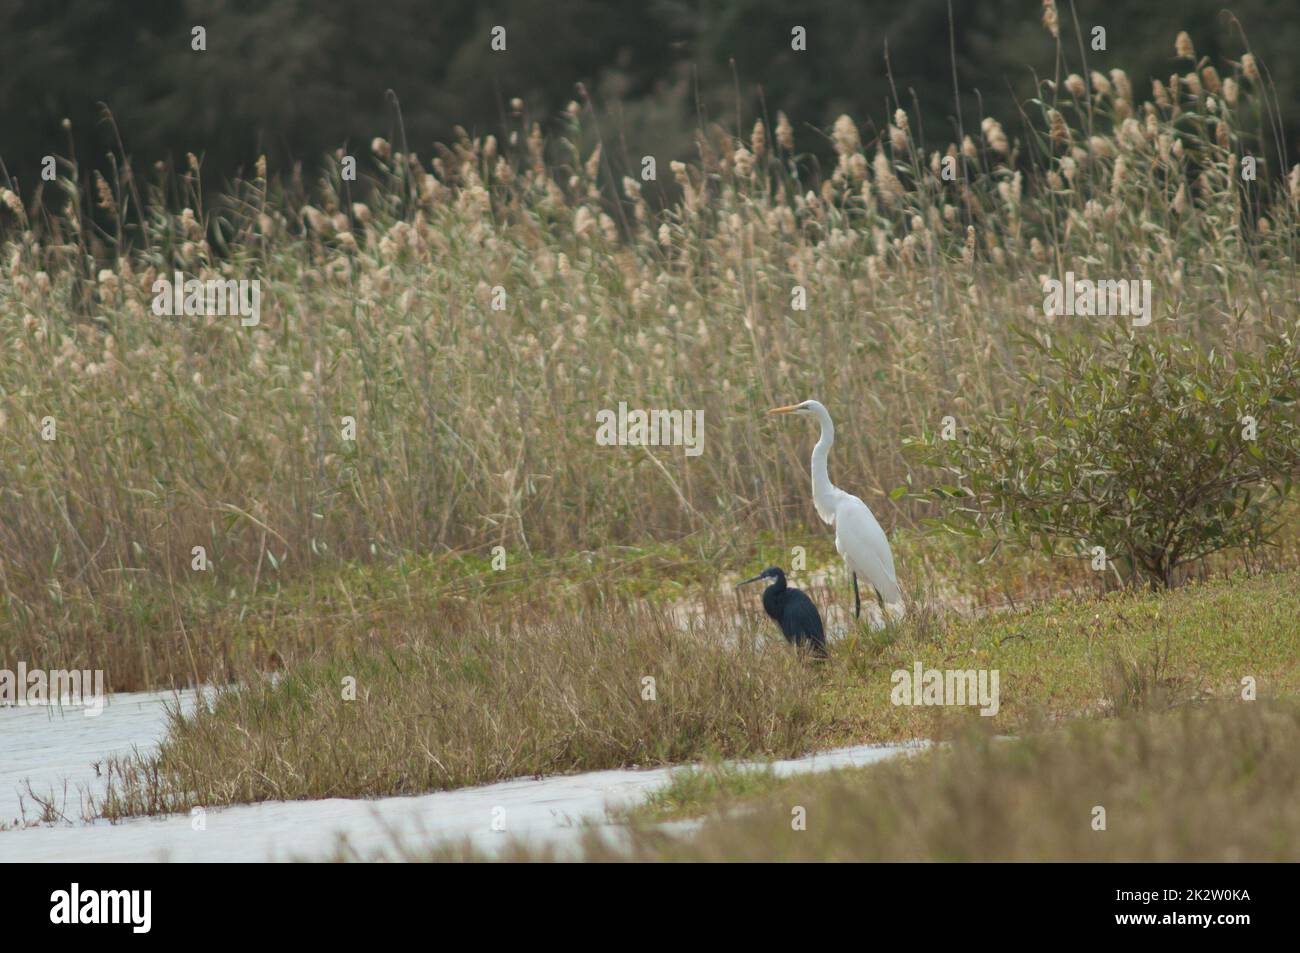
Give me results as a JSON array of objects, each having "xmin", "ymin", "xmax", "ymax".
[
  {"xmin": 817, "ymin": 568, "xmax": 1300, "ymax": 746},
  {"xmin": 628, "ymin": 762, "xmax": 784, "ymax": 823}
]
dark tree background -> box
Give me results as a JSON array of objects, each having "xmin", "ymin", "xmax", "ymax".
[{"xmin": 1, "ymin": 0, "xmax": 1296, "ymax": 191}]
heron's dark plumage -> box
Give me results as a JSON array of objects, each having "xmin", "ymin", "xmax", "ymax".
[{"xmin": 742, "ymin": 567, "xmax": 827, "ymax": 657}]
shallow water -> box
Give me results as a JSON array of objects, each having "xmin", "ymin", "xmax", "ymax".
[
  {"xmin": 0, "ymin": 688, "xmax": 923, "ymax": 862},
  {"xmin": 0, "ymin": 688, "xmax": 207, "ymax": 829}
]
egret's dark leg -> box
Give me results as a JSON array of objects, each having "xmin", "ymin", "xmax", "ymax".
[
  {"xmin": 853, "ymin": 573, "xmax": 861, "ymax": 619},
  {"xmin": 874, "ymin": 588, "xmax": 886, "ymax": 611}
]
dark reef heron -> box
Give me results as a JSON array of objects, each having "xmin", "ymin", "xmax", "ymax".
[{"xmin": 736, "ymin": 566, "xmax": 827, "ymax": 657}]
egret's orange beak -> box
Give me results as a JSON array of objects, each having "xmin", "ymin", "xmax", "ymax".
[{"xmin": 768, "ymin": 404, "xmax": 800, "ymax": 415}]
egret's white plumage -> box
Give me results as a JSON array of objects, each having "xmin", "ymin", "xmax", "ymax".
[{"xmin": 770, "ymin": 399, "xmax": 903, "ymax": 616}]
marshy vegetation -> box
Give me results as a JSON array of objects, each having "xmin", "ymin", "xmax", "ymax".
[
  {"xmin": 2, "ymin": 19, "xmax": 1298, "ymax": 857},
  {"xmin": 88, "ymin": 567, "xmax": 1300, "ymax": 816},
  {"xmin": 2, "ymin": 30, "xmax": 1297, "ymax": 688}
]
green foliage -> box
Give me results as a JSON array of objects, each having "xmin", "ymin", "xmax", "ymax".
[{"xmin": 907, "ymin": 322, "xmax": 1300, "ymax": 587}]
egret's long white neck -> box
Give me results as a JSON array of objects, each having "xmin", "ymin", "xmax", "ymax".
[{"xmin": 810, "ymin": 406, "xmax": 839, "ymax": 514}]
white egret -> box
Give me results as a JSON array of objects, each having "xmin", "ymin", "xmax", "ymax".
[{"xmin": 768, "ymin": 400, "xmax": 903, "ymax": 621}]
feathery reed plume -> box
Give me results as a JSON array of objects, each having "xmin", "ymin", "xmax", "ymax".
[{"xmin": 1041, "ymin": 0, "xmax": 1060, "ymax": 39}]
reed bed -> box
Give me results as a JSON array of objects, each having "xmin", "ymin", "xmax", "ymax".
[{"xmin": 1, "ymin": 40, "xmax": 1296, "ymax": 686}]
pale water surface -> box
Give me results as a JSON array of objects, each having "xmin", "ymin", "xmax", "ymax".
[{"xmin": 1, "ymin": 689, "xmax": 923, "ymax": 862}]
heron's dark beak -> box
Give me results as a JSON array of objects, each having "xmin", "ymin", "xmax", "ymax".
[
  {"xmin": 767, "ymin": 404, "xmax": 799, "ymax": 415},
  {"xmin": 736, "ymin": 574, "xmax": 765, "ymax": 587}
]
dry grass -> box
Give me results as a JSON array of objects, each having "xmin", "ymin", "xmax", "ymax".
[
  {"xmin": 1, "ymin": 41, "xmax": 1297, "ymax": 687},
  {"xmin": 90, "ymin": 603, "xmax": 824, "ymax": 818},
  {"xmin": 402, "ymin": 700, "xmax": 1300, "ymax": 861},
  {"xmin": 85, "ymin": 567, "xmax": 1300, "ymax": 818}
]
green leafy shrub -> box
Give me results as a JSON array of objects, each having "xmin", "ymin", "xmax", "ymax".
[{"xmin": 904, "ymin": 322, "xmax": 1300, "ymax": 588}]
